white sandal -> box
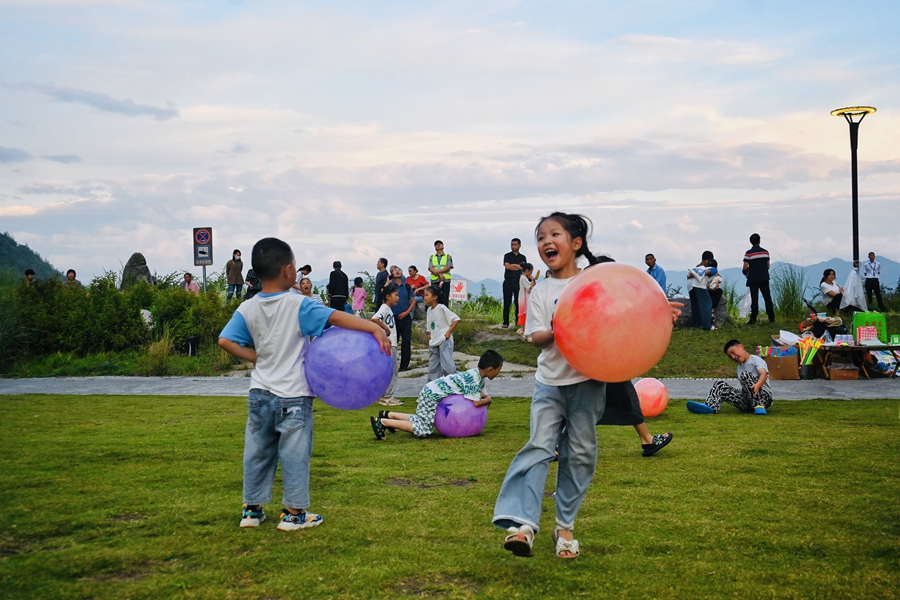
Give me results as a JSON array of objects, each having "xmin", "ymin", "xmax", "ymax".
[
  {"xmin": 503, "ymin": 525, "xmax": 534, "ymax": 557},
  {"xmin": 552, "ymin": 528, "xmax": 580, "ymax": 559}
]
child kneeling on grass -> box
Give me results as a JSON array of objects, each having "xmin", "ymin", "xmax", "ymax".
[
  {"xmin": 687, "ymin": 339, "xmax": 773, "ymax": 415},
  {"xmin": 219, "ymin": 237, "xmax": 391, "ymax": 531},
  {"xmin": 370, "ymin": 350, "xmax": 503, "ymax": 440}
]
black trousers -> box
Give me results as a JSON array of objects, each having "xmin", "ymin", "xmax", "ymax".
[
  {"xmin": 865, "ymin": 278, "xmax": 885, "ymax": 311},
  {"xmin": 396, "ymin": 314, "xmax": 412, "ymax": 370},
  {"xmin": 439, "ymin": 280, "xmax": 450, "ymax": 306},
  {"xmin": 502, "ymin": 279, "xmax": 520, "ymax": 326},
  {"xmin": 329, "ymin": 295, "xmax": 347, "ymax": 311},
  {"xmin": 748, "ymin": 281, "xmax": 776, "ymax": 323}
]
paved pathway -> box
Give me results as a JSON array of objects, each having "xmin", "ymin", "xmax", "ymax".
[{"xmin": 1, "ymin": 375, "xmax": 898, "ymax": 400}]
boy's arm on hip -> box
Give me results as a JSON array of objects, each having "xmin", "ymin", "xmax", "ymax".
[{"xmin": 218, "ymin": 338, "xmax": 256, "ymax": 363}]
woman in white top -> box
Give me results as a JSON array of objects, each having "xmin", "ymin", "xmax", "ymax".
[{"xmin": 819, "ymin": 269, "xmax": 843, "ymax": 315}]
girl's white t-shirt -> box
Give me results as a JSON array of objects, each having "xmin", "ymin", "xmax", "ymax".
[
  {"xmin": 426, "ymin": 304, "xmax": 460, "ymax": 347},
  {"xmin": 524, "ymin": 276, "xmax": 589, "ymax": 387}
]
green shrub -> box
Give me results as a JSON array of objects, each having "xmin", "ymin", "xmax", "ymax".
[{"xmin": 142, "ymin": 328, "xmax": 174, "ymax": 376}]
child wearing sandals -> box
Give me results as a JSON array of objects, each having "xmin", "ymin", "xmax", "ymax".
[
  {"xmin": 492, "ymin": 212, "xmax": 680, "ymax": 559},
  {"xmin": 369, "ymin": 350, "xmax": 503, "ymax": 440}
]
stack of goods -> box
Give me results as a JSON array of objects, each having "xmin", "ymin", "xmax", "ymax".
[{"xmin": 798, "ymin": 337, "xmax": 823, "ymax": 366}]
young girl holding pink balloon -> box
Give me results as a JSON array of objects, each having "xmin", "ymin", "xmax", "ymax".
[{"xmin": 493, "ymin": 212, "xmax": 680, "ymax": 559}]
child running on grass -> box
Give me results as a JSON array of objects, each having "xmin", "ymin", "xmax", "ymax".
[
  {"xmin": 370, "ymin": 350, "xmax": 503, "ymax": 440},
  {"xmin": 218, "ymin": 237, "xmax": 390, "ymax": 531},
  {"xmin": 687, "ymin": 339, "xmax": 773, "ymax": 415},
  {"xmin": 373, "ymin": 284, "xmax": 402, "ymax": 406},
  {"xmin": 424, "ymin": 285, "xmax": 460, "ymax": 381},
  {"xmin": 493, "ymin": 212, "xmax": 679, "ymax": 560}
]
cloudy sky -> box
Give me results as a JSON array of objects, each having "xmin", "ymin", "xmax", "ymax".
[{"xmin": 2, "ymin": 0, "xmax": 898, "ymax": 283}]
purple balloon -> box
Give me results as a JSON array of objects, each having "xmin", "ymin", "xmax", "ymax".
[
  {"xmin": 433, "ymin": 394, "xmax": 488, "ymax": 437},
  {"xmin": 306, "ymin": 327, "xmax": 393, "ymax": 410}
]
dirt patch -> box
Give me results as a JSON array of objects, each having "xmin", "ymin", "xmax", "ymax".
[
  {"xmin": 387, "ymin": 475, "xmax": 474, "ymax": 489},
  {"xmin": 80, "ymin": 562, "xmax": 158, "ymax": 583},
  {"xmin": 392, "ymin": 575, "xmax": 480, "ymax": 598},
  {"xmin": 0, "ymin": 534, "xmax": 34, "ymax": 557},
  {"xmin": 474, "ymin": 330, "xmax": 519, "ymax": 343},
  {"xmin": 109, "ymin": 513, "xmax": 147, "ymax": 522}
]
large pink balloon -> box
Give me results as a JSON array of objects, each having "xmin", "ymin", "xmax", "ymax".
[
  {"xmin": 634, "ymin": 378, "xmax": 669, "ymax": 417},
  {"xmin": 433, "ymin": 395, "xmax": 487, "ymax": 437},
  {"xmin": 553, "ymin": 263, "xmax": 672, "ymax": 382}
]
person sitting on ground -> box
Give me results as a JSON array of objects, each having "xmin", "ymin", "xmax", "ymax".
[
  {"xmin": 820, "ymin": 269, "xmax": 844, "ymax": 316},
  {"xmin": 372, "ymin": 284, "xmax": 402, "ymax": 406},
  {"xmin": 63, "ymin": 269, "xmax": 82, "ymax": 288},
  {"xmin": 370, "ymin": 350, "xmax": 503, "ymax": 440},
  {"xmin": 687, "ymin": 339, "xmax": 773, "ymax": 416},
  {"xmin": 407, "ymin": 265, "xmax": 430, "ymax": 318},
  {"xmin": 180, "ymin": 272, "xmax": 200, "ymax": 295}
]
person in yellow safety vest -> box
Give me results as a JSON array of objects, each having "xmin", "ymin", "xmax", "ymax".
[{"xmin": 428, "ymin": 240, "xmax": 453, "ymax": 306}]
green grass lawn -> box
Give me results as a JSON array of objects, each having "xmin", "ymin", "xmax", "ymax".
[{"xmin": 2, "ymin": 394, "xmax": 899, "ymax": 599}]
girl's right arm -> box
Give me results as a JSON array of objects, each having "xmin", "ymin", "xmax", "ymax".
[{"xmin": 530, "ymin": 330, "xmax": 555, "ymax": 348}]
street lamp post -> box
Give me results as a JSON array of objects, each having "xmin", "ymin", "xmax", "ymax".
[{"xmin": 830, "ymin": 106, "xmax": 876, "ymax": 273}]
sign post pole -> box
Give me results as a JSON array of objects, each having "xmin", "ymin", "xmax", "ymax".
[{"xmin": 193, "ymin": 227, "xmax": 214, "ymax": 293}]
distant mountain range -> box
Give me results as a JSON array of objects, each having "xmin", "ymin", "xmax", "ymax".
[
  {"xmin": 0, "ymin": 232, "xmax": 60, "ymax": 280},
  {"xmin": 715, "ymin": 257, "xmax": 900, "ymax": 297}
]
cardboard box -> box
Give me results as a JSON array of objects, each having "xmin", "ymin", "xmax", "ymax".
[
  {"xmin": 763, "ymin": 354, "xmax": 800, "ymax": 380},
  {"xmin": 827, "ymin": 367, "xmax": 858, "ymax": 381}
]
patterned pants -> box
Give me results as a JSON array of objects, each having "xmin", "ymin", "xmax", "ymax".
[
  {"xmin": 407, "ymin": 388, "xmax": 444, "ymax": 437},
  {"xmin": 706, "ymin": 372, "xmax": 773, "ymax": 413}
]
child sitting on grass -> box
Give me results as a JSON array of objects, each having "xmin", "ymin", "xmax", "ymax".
[
  {"xmin": 424, "ymin": 284, "xmax": 460, "ymax": 381},
  {"xmin": 218, "ymin": 237, "xmax": 390, "ymax": 531},
  {"xmin": 370, "ymin": 350, "xmax": 503, "ymax": 440},
  {"xmin": 687, "ymin": 339, "xmax": 773, "ymax": 415}
]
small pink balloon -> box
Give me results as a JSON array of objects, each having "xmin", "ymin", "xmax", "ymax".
[
  {"xmin": 554, "ymin": 263, "xmax": 672, "ymax": 382},
  {"xmin": 634, "ymin": 378, "xmax": 669, "ymax": 417}
]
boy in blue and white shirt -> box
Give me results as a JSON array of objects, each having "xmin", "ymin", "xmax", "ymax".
[{"xmin": 219, "ymin": 237, "xmax": 390, "ymax": 531}]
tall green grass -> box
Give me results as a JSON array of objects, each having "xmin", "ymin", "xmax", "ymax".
[{"xmin": 771, "ymin": 262, "xmax": 810, "ymax": 321}]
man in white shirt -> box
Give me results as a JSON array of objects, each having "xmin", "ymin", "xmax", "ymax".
[{"xmin": 863, "ymin": 252, "xmax": 885, "ymax": 312}]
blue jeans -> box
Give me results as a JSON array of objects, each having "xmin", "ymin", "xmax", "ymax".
[
  {"xmin": 227, "ymin": 284, "xmax": 243, "ymax": 300},
  {"xmin": 243, "ymin": 389, "xmax": 313, "ymax": 508},
  {"xmin": 493, "ymin": 379, "xmax": 607, "ymax": 532}
]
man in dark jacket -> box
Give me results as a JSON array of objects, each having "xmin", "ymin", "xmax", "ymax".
[
  {"xmin": 328, "ymin": 261, "xmax": 349, "ymax": 310},
  {"xmin": 743, "ymin": 233, "xmax": 776, "ymax": 324}
]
